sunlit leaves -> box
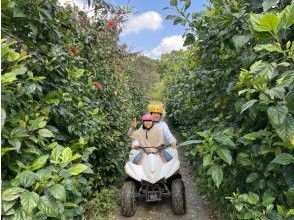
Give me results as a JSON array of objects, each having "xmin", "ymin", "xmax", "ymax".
[
  {"xmin": 20, "ymin": 191, "xmax": 39, "ymax": 214},
  {"xmin": 250, "ymin": 13, "xmax": 281, "ymax": 34},
  {"xmin": 2, "ymin": 187, "xmax": 25, "ymax": 201},
  {"xmin": 68, "ymin": 163, "xmax": 88, "ymax": 175}
]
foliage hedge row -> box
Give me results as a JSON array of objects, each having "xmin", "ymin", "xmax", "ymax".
[
  {"xmin": 161, "ymin": 0, "xmax": 294, "ymax": 219},
  {"xmin": 1, "ymin": 0, "xmax": 156, "ymax": 218}
]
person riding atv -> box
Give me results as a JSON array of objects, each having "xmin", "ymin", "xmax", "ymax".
[
  {"xmin": 131, "ymin": 114, "xmax": 171, "ymax": 164},
  {"xmin": 121, "ymin": 113, "xmax": 186, "ymax": 217},
  {"xmin": 128, "ymin": 102, "xmax": 176, "ymax": 162}
]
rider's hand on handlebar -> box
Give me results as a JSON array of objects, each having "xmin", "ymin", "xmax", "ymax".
[{"xmin": 131, "ymin": 142, "xmax": 139, "ymax": 149}]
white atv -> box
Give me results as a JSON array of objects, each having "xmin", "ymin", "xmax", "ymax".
[{"xmin": 120, "ymin": 145, "xmax": 186, "ymax": 217}]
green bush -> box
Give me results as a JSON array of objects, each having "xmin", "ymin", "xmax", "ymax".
[
  {"xmin": 162, "ymin": 0, "xmax": 294, "ymax": 219},
  {"xmin": 1, "ymin": 0, "xmax": 149, "ymax": 218}
]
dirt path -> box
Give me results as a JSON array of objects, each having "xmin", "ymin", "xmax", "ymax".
[{"xmin": 113, "ymin": 149, "xmax": 218, "ymax": 220}]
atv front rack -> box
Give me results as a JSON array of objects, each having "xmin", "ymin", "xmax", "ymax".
[{"xmin": 138, "ymin": 178, "xmax": 170, "ymax": 202}]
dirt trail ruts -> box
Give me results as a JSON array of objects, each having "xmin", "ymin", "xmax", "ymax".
[{"xmin": 113, "ymin": 149, "xmax": 219, "ymax": 220}]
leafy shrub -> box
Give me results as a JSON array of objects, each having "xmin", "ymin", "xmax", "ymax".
[
  {"xmin": 162, "ymin": 0, "xmax": 294, "ymax": 219},
  {"xmin": 1, "ymin": 0, "xmax": 152, "ymax": 218}
]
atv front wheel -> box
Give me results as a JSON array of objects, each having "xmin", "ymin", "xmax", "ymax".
[
  {"xmin": 121, "ymin": 181, "xmax": 137, "ymax": 217},
  {"xmin": 171, "ymin": 178, "xmax": 186, "ymax": 215}
]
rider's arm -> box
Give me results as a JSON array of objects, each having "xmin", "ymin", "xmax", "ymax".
[
  {"xmin": 162, "ymin": 123, "xmax": 177, "ymax": 147},
  {"xmin": 127, "ymin": 127, "xmax": 135, "ymax": 138}
]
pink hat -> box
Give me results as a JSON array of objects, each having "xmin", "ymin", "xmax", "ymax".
[{"xmin": 141, "ymin": 114, "xmax": 154, "ymax": 122}]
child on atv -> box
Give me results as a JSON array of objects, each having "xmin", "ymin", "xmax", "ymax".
[{"xmin": 131, "ymin": 114, "xmax": 169, "ymax": 164}]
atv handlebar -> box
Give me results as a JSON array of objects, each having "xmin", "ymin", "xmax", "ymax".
[{"xmin": 134, "ymin": 144, "xmax": 171, "ymax": 154}]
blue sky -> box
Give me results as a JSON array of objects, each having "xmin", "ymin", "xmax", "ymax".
[
  {"xmin": 113, "ymin": 0, "xmax": 207, "ymax": 58},
  {"xmin": 59, "ymin": 0, "xmax": 207, "ymax": 58}
]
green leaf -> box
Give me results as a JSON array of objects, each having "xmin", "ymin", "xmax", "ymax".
[
  {"xmin": 265, "ymin": 87, "xmax": 285, "ymax": 100},
  {"xmin": 203, "ymin": 154, "xmax": 212, "ymax": 167},
  {"xmin": 13, "ymin": 7, "xmax": 26, "ymax": 17},
  {"xmin": 274, "ymin": 115, "xmax": 294, "ymax": 141},
  {"xmin": 27, "ymin": 83, "xmax": 37, "ymax": 94},
  {"xmin": 1, "ymin": 66, "xmax": 27, "ymax": 84},
  {"xmin": 254, "ymin": 43, "xmax": 283, "ymax": 53},
  {"xmin": 70, "ymin": 153, "xmax": 81, "ymax": 162},
  {"xmin": 61, "ymin": 147, "xmax": 72, "ymax": 164},
  {"xmin": 267, "ymin": 105, "xmax": 288, "ymax": 126},
  {"xmin": 232, "ymin": 35, "xmax": 251, "ymax": 50},
  {"xmin": 68, "ymin": 163, "xmax": 88, "ymax": 175},
  {"xmin": 15, "ymin": 208, "xmax": 27, "ymax": 220},
  {"xmin": 237, "ymin": 152, "xmax": 252, "ymax": 167},
  {"xmin": 29, "ymin": 117, "xmax": 47, "ymax": 131},
  {"xmin": 271, "ymin": 153, "xmax": 294, "ymax": 165},
  {"xmin": 38, "ymin": 196, "xmax": 59, "ymax": 217},
  {"xmin": 170, "ymin": 0, "xmax": 177, "ymax": 6},
  {"xmin": 165, "ymin": 15, "xmax": 178, "ymax": 20},
  {"xmin": 6, "ymin": 50, "xmax": 20, "ymax": 62},
  {"xmin": 262, "ymin": 195, "xmax": 275, "ymax": 206},
  {"xmin": 247, "ymin": 192, "xmax": 259, "ymax": 205},
  {"xmin": 38, "ymin": 128, "xmax": 54, "ymax": 138},
  {"xmin": 8, "ymin": 138, "xmax": 21, "ymax": 151},
  {"xmin": 31, "ymin": 155, "xmax": 49, "ymax": 170},
  {"xmin": 216, "ymin": 148, "xmax": 232, "ymax": 165},
  {"xmin": 211, "ymin": 165, "xmax": 223, "ymax": 188},
  {"xmin": 174, "ymin": 17, "xmax": 186, "ymax": 25},
  {"xmin": 184, "ymin": 0, "xmax": 191, "ymax": 10},
  {"xmin": 281, "ymin": 3, "xmax": 294, "ymax": 28},
  {"xmin": 246, "ymin": 173, "xmax": 258, "ymax": 183},
  {"xmin": 50, "ymin": 146, "xmax": 63, "ymax": 164},
  {"xmin": 240, "ymin": 99, "xmax": 258, "ymax": 113},
  {"xmin": 277, "ymin": 204, "xmax": 286, "ymax": 217},
  {"xmin": 16, "ymin": 170, "xmax": 37, "ymax": 187},
  {"xmin": 2, "ymin": 200, "xmax": 16, "ymax": 214},
  {"xmin": 262, "ymin": 0, "xmax": 279, "ymax": 12},
  {"xmin": 73, "ymin": 69, "xmax": 85, "ymax": 78},
  {"xmin": 10, "ymin": 127, "xmax": 29, "ymax": 138},
  {"xmin": 250, "ymin": 60, "xmax": 275, "ymax": 81},
  {"xmin": 183, "ymin": 33, "xmax": 195, "ymax": 46},
  {"xmin": 260, "ymin": 13, "xmax": 280, "ymax": 34},
  {"xmin": 79, "ymin": 136, "xmax": 87, "ymax": 145},
  {"xmin": 286, "ymin": 93, "xmax": 294, "ymax": 113},
  {"xmin": 29, "ymin": 23, "xmax": 38, "ymax": 37},
  {"xmin": 178, "ymin": 139, "xmax": 203, "ymax": 147},
  {"xmin": 20, "ymin": 191, "xmax": 39, "ymax": 214},
  {"xmin": 16, "ymin": 160, "xmax": 30, "ymax": 169},
  {"xmin": 286, "ymin": 209, "xmax": 294, "ymax": 217},
  {"xmin": 1, "ymin": 147, "xmax": 16, "ymax": 156},
  {"xmin": 48, "ymin": 184, "xmax": 66, "ymax": 201},
  {"xmin": 251, "ymin": 13, "xmax": 280, "ymax": 34},
  {"xmin": 214, "ymin": 135, "xmax": 235, "ymax": 148},
  {"xmin": 2, "ymin": 187, "xmax": 25, "ymax": 201}
]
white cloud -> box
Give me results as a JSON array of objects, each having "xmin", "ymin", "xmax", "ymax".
[
  {"xmin": 146, "ymin": 35, "xmax": 185, "ymax": 59},
  {"xmin": 121, "ymin": 11, "xmax": 163, "ymax": 36}
]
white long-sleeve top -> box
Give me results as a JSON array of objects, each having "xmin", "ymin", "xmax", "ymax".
[{"xmin": 154, "ymin": 120, "xmax": 176, "ymax": 145}]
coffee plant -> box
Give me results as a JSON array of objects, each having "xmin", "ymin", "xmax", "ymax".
[
  {"xmin": 1, "ymin": 0, "xmax": 157, "ymax": 218},
  {"xmin": 162, "ymin": 0, "xmax": 294, "ymax": 219}
]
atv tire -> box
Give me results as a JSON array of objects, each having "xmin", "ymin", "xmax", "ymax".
[
  {"xmin": 171, "ymin": 178, "xmax": 186, "ymax": 215},
  {"xmin": 121, "ymin": 181, "xmax": 137, "ymax": 217}
]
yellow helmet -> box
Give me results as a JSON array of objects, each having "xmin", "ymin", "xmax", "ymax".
[{"xmin": 148, "ymin": 103, "xmax": 164, "ymax": 114}]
